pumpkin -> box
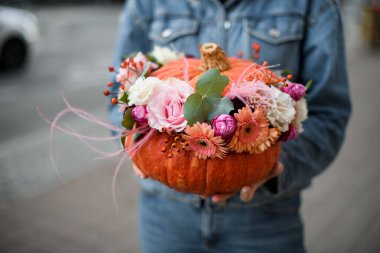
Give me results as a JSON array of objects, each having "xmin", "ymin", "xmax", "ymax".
[
  {"xmin": 152, "ymin": 43, "xmax": 281, "ymax": 95},
  {"xmin": 130, "ymin": 43, "xmax": 282, "ymax": 196}
]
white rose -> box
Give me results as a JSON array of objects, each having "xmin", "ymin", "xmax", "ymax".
[
  {"xmin": 128, "ymin": 77, "xmax": 164, "ymax": 106},
  {"xmin": 150, "ymin": 45, "xmax": 183, "ymax": 65},
  {"xmin": 266, "ymin": 87, "xmax": 296, "ymax": 132},
  {"xmin": 293, "ymin": 98, "xmax": 308, "ymax": 133}
]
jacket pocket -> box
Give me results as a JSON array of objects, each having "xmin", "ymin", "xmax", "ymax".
[
  {"xmin": 244, "ymin": 15, "xmax": 304, "ymax": 45},
  {"xmin": 243, "ymin": 15, "xmax": 304, "ymax": 72},
  {"xmin": 148, "ymin": 15, "xmax": 199, "ymax": 54}
]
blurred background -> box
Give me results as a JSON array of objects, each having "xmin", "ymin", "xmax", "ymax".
[{"xmin": 0, "ymin": 0, "xmax": 379, "ymax": 252}]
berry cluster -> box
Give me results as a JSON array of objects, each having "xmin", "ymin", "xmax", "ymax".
[{"xmin": 161, "ymin": 128, "xmax": 189, "ymax": 158}]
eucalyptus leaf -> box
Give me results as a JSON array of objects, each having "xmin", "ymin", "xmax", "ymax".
[
  {"xmin": 196, "ymin": 68, "xmax": 229, "ymax": 98},
  {"xmin": 184, "ymin": 93, "xmax": 212, "ymax": 126},
  {"xmin": 119, "ymin": 92, "xmax": 129, "ymax": 104},
  {"xmin": 122, "ymin": 108, "xmax": 135, "ymax": 129},
  {"xmin": 207, "ymin": 97, "xmax": 234, "ymax": 121}
]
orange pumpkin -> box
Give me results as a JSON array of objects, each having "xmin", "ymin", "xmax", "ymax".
[
  {"xmin": 152, "ymin": 43, "xmax": 281, "ymax": 95},
  {"xmin": 129, "ymin": 43, "xmax": 282, "ymax": 196}
]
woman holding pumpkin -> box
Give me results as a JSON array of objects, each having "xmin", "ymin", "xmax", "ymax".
[{"xmin": 109, "ymin": 0, "xmax": 351, "ymax": 252}]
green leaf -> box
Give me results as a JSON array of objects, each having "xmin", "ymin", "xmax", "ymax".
[
  {"xmin": 124, "ymin": 52, "xmax": 137, "ymax": 60},
  {"xmin": 122, "ymin": 108, "xmax": 135, "ymax": 129},
  {"xmin": 305, "ymin": 79, "xmax": 313, "ymax": 91},
  {"xmin": 119, "ymin": 92, "xmax": 129, "ymax": 104},
  {"xmin": 146, "ymin": 54, "xmax": 162, "ymax": 67},
  {"xmin": 207, "ymin": 97, "xmax": 234, "ymax": 121},
  {"xmin": 140, "ymin": 62, "xmax": 151, "ymax": 77},
  {"xmin": 120, "ymin": 136, "xmax": 126, "ymax": 148},
  {"xmin": 196, "ymin": 68, "xmax": 229, "ymax": 98},
  {"xmin": 280, "ymin": 69, "xmax": 293, "ymax": 76},
  {"xmin": 184, "ymin": 93, "xmax": 212, "ymax": 126}
]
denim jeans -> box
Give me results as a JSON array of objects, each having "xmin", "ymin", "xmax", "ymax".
[{"xmin": 139, "ymin": 188, "xmax": 305, "ymax": 253}]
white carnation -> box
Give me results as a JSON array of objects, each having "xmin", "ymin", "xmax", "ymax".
[
  {"xmin": 128, "ymin": 77, "xmax": 164, "ymax": 106},
  {"xmin": 266, "ymin": 87, "xmax": 296, "ymax": 132},
  {"xmin": 150, "ymin": 45, "xmax": 183, "ymax": 65},
  {"xmin": 293, "ymin": 98, "xmax": 308, "ymax": 133}
]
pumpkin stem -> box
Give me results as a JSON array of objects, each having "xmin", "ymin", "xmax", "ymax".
[{"xmin": 199, "ymin": 43, "xmax": 231, "ymax": 72}]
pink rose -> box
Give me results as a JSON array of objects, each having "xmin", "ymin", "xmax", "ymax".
[{"xmin": 147, "ymin": 78, "xmax": 194, "ymax": 132}]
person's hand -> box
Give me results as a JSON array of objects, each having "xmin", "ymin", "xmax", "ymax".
[
  {"xmin": 210, "ymin": 162, "xmax": 284, "ymax": 204},
  {"xmin": 132, "ymin": 163, "xmax": 148, "ymax": 179}
]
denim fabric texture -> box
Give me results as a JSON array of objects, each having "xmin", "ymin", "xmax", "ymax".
[{"xmin": 109, "ymin": 0, "xmax": 351, "ymax": 252}]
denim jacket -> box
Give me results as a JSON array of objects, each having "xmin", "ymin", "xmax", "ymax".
[{"xmin": 109, "ymin": 0, "xmax": 352, "ymax": 205}]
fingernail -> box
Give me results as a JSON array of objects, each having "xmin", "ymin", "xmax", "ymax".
[
  {"xmin": 240, "ymin": 187, "xmax": 252, "ymax": 202},
  {"xmin": 212, "ymin": 196, "xmax": 226, "ymax": 205},
  {"xmin": 277, "ymin": 163, "xmax": 284, "ymax": 172},
  {"xmin": 211, "ymin": 196, "xmax": 219, "ymax": 203}
]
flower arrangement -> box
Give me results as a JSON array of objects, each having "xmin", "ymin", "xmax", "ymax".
[{"xmin": 103, "ymin": 43, "xmax": 309, "ymax": 195}]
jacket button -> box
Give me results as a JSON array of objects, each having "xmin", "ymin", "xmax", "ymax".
[
  {"xmin": 224, "ymin": 20, "xmax": 231, "ymax": 30},
  {"xmin": 269, "ymin": 28, "xmax": 280, "ymax": 38},
  {"xmin": 161, "ymin": 28, "xmax": 173, "ymax": 38}
]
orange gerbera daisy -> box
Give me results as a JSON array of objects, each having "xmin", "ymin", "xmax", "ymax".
[
  {"xmin": 250, "ymin": 127, "xmax": 281, "ymax": 154},
  {"xmin": 183, "ymin": 122, "xmax": 229, "ymax": 160},
  {"xmin": 229, "ymin": 106, "xmax": 274, "ymax": 154}
]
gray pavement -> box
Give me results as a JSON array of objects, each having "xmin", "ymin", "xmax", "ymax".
[{"xmin": 0, "ymin": 4, "xmax": 380, "ymax": 253}]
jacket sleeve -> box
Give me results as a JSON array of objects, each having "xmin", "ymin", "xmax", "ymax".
[
  {"xmin": 108, "ymin": 0, "xmax": 152, "ymax": 130},
  {"xmin": 275, "ymin": 2, "xmax": 352, "ymax": 193}
]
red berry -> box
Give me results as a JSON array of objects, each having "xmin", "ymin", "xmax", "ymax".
[
  {"xmin": 103, "ymin": 90, "xmax": 110, "ymax": 96},
  {"xmin": 107, "ymin": 82, "xmax": 113, "ymax": 87},
  {"xmin": 111, "ymin": 98, "xmax": 118, "ymax": 104},
  {"xmin": 108, "ymin": 66, "xmax": 115, "ymax": 72},
  {"xmin": 251, "ymin": 43, "xmax": 261, "ymax": 51},
  {"xmin": 287, "ymin": 74, "xmax": 293, "ymax": 80}
]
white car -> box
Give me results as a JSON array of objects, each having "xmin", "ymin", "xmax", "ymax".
[{"xmin": 0, "ymin": 6, "xmax": 39, "ymax": 69}]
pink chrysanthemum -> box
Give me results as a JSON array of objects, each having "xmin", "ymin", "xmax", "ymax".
[
  {"xmin": 228, "ymin": 106, "xmax": 280, "ymax": 154},
  {"xmin": 183, "ymin": 123, "xmax": 228, "ymax": 160}
]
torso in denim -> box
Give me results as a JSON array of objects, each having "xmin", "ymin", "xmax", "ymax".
[{"xmin": 110, "ymin": 0, "xmax": 351, "ymax": 206}]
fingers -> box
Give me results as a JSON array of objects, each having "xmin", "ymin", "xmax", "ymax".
[
  {"xmin": 211, "ymin": 193, "xmax": 234, "ymax": 204},
  {"xmin": 132, "ymin": 163, "xmax": 148, "ymax": 179},
  {"xmin": 211, "ymin": 162, "xmax": 285, "ymax": 204},
  {"xmin": 240, "ymin": 186, "xmax": 255, "ymax": 202},
  {"xmin": 239, "ymin": 162, "xmax": 284, "ymax": 203},
  {"xmin": 268, "ymin": 162, "xmax": 284, "ymax": 178}
]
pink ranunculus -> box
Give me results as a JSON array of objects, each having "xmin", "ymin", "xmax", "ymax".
[
  {"xmin": 211, "ymin": 114, "xmax": 237, "ymax": 139},
  {"xmin": 116, "ymin": 53, "xmax": 158, "ymax": 89},
  {"xmin": 131, "ymin": 105, "xmax": 148, "ymax": 124},
  {"xmin": 147, "ymin": 78, "xmax": 194, "ymax": 132},
  {"xmin": 281, "ymin": 124, "xmax": 299, "ymax": 141},
  {"xmin": 281, "ymin": 82, "xmax": 306, "ymax": 101}
]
